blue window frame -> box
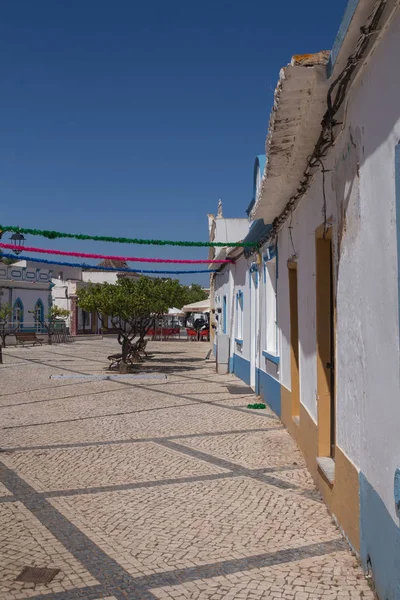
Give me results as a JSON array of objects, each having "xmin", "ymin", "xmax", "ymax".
[
  {"xmin": 235, "ymin": 290, "xmax": 244, "ymax": 341},
  {"xmin": 222, "ymin": 295, "xmax": 227, "ymax": 334},
  {"xmin": 34, "ymin": 299, "xmax": 44, "ymax": 332},
  {"xmin": 13, "ymin": 298, "xmax": 24, "ymax": 330}
]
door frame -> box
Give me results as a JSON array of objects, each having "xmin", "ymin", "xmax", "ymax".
[
  {"xmin": 315, "ymin": 227, "xmax": 336, "ymax": 459},
  {"xmin": 250, "ymin": 267, "xmax": 260, "ymax": 390},
  {"xmin": 288, "ymin": 261, "xmax": 300, "ymax": 420}
]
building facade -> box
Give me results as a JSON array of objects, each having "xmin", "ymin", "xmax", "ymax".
[
  {"xmin": 0, "ymin": 263, "xmax": 52, "ymax": 333},
  {"xmin": 212, "ymin": 1, "xmax": 400, "ymax": 598},
  {"xmin": 15, "ymin": 259, "xmax": 140, "ymax": 335}
]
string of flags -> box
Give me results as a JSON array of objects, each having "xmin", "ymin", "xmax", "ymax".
[{"xmin": 0, "ymin": 222, "xmax": 250, "ymax": 275}]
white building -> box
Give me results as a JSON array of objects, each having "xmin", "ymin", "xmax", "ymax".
[
  {"xmin": 0, "ymin": 262, "xmax": 52, "ymax": 333},
  {"xmin": 212, "ymin": 1, "xmax": 400, "ymax": 597},
  {"xmin": 15, "ymin": 259, "xmax": 139, "ymax": 334}
]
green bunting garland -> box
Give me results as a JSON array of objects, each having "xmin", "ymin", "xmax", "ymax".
[{"xmin": 0, "ymin": 224, "xmax": 256, "ymax": 248}]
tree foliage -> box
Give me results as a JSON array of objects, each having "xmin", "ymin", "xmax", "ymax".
[
  {"xmin": 77, "ymin": 276, "xmax": 204, "ymax": 367},
  {"xmin": 0, "ymin": 304, "xmax": 17, "ymax": 363},
  {"xmin": 178, "ymin": 284, "xmax": 208, "ymax": 308},
  {"xmin": 77, "ymin": 277, "xmax": 180, "ymax": 336}
]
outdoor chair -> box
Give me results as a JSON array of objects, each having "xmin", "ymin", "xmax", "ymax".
[
  {"xmin": 200, "ymin": 329, "xmax": 210, "ymax": 341},
  {"xmin": 186, "ymin": 328, "xmax": 197, "ymax": 341}
]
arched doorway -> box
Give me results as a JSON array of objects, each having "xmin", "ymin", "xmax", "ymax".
[
  {"xmin": 13, "ymin": 298, "xmax": 24, "ymax": 330},
  {"xmin": 34, "ymin": 299, "xmax": 44, "ymax": 332}
]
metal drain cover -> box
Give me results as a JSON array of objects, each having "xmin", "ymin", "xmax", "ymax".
[{"xmin": 15, "ymin": 566, "xmax": 60, "ymax": 584}]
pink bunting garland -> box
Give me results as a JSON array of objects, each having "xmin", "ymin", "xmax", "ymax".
[{"xmin": 0, "ymin": 243, "xmax": 233, "ymax": 264}]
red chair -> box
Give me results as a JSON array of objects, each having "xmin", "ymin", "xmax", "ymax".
[
  {"xmin": 200, "ymin": 329, "xmax": 209, "ymax": 341},
  {"xmin": 186, "ymin": 328, "xmax": 197, "ymax": 341}
]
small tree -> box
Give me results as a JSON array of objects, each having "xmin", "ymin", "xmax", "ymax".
[
  {"xmin": 0, "ymin": 303, "xmax": 19, "ymax": 364},
  {"xmin": 77, "ymin": 276, "xmax": 184, "ymax": 371},
  {"xmin": 29, "ymin": 305, "xmax": 70, "ymax": 345}
]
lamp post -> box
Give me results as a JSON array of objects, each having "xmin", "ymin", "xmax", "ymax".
[{"xmin": 10, "ymin": 232, "xmax": 25, "ymax": 255}]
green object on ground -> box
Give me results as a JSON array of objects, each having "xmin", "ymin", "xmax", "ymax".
[{"xmin": 247, "ymin": 403, "xmax": 266, "ymax": 409}]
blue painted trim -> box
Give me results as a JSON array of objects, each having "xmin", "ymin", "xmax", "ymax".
[
  {"xmin": 255, "ymin": 372, "xmax": 260, "ymax": 396},
  {"xmin": 257, "ymin": 368, "xmax": 281, "ymax": 417},
  {"xmin": 394, "ymin": 469, "xmax": 400, "ymax": 509},
  {"xmin": 13, "ymin": 297, "xmax": 24, "ymax": 331},
  {"xmin": 262, "ymin": 246, "xmax": 277, "ymax": 263},
  {"xmin": 327, "ymin": 0, "xmax": 360, "ymax": 77},
  {"xmin": 262, "ymin": 350, "xmax": 280, "ymax": 365},
  {"xmin": 222, "ymin": 295, "xmax": 227, "ymax": 334},
  {"xmin": 395, "ymin": 144, "xmax": 400, "ymax": 345},
  {"xmin": 235, "ymin": 338, "xmax": 243, "ymax": 346},
  {"xmin": 34, "ymin": 298, "xmax": 45, "ymax": 332},
  {"xmin": 359, "ymin": 471, "xmax": 400, "ymax": 600},
  {"xmin": 213, "ymin": 342, "xmax": 217, "ymax": 356},
  {"xmin": 233, "ymin": 353, "xmax": 250, "ymax": 386},
  {"xmin": 246, "ymin": 198, "xmax": 255, "ymax": 216},
  {"xmin": 246, "ymin": 155, "xmax": 266, "ymax": 216}
]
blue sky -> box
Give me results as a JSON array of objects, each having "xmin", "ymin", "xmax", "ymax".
[{"xmin": 1, "ymin": 0, "xmax": 348, "ymax": 284}]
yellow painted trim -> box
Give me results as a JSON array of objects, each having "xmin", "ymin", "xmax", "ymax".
[
  {"xmin": 316, "ymin": 234, "xmax": 334, "ymax": 457},
  {"xmin": 281, "ymin": 401, "xmax": 360, "ymax": 550},
  {"xmin": 288, "ymin": 265, "xmax": 300, "ymax": 419}
]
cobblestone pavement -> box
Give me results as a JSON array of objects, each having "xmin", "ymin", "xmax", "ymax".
[{"xmin": 0, "ymin": 339, "xmax": 374, "ymax": 600}]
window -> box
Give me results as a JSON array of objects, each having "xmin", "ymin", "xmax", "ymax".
[
  {"xmin": 34, "ymin": 299, "xmax": 44, "ymax": 332},
  {"xmin": 235, "ymin": 291, "xmax": 244, "ymax": 341},
  {"xmin": 222, "ymin": 296, "xmax": 227, "ymax": 334},
  {"xmin": 13, "ymin": 298, "xmax": 24, "ymax": 330},
  {"xmin": 265, "ymin": 260, "xmax": 278, "ymax": 354},
  {"xmin": 255, "ymin": 166, "xmax": 262, "ymax": 201}
]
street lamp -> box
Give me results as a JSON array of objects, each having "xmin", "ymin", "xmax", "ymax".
[{"xmin": 10, "ymin": 232, "xmax": 25, "ymax": 255}]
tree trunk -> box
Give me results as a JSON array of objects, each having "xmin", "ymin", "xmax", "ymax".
[
  {"xmin": 0, "ymin": 345, "xmax": 3, "ymax": 364},
  {"xmin": 119, "ymin": 335, "xmax": 130, "ymax": 374}
]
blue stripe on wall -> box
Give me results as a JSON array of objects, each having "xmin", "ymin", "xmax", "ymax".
[
  {"xmin": 233, "ymin": 353, "xmax": 250, "ymax": 386},
  {"xmin": 359, "ymin": 472, "xmax": 400, "ymax": 600},
  {"xmin": 213, "ymin": 343, "xmax": 217, "ymax": 356},
  {"xmin": 257, "ymin": 368, "xmax": 281, "ymax": 417},
  {"xmin": 327, "ymin": 0, "xmax": 360, "ymax": 77}
]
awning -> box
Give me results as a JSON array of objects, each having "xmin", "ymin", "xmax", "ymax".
[
  {"xmin": 182, "ymin": 299, "xmax": 210, "ymax": 313},
  {"xmin": 167, "ymin": 307, "xmax": 185, "ymax": 316},
  {"xmin": 243, "ymin": 219, "xmax": 272, "ymax": 257}
]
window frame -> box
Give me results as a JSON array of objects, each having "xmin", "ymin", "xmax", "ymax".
[
  {"xmin": 235, "ymin": 290, "xmax": 244, "ymax": 343},
  {"xmin": 264, "ymin": 257, "xmax": 278, "ymax": 356}
]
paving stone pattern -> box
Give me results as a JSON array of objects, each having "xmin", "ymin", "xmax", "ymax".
[{"xmin": 0, "ymin": 339, "xmax": 374, "ymax": 599}]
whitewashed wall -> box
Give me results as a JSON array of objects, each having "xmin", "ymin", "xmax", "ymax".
[
  {"xmin": 339, "ymin": 12, "xmax": 400, "ymax": 595},
  {"xmin": 275, "ymin": 10, "xmax": 400, "ymax": 596}
]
